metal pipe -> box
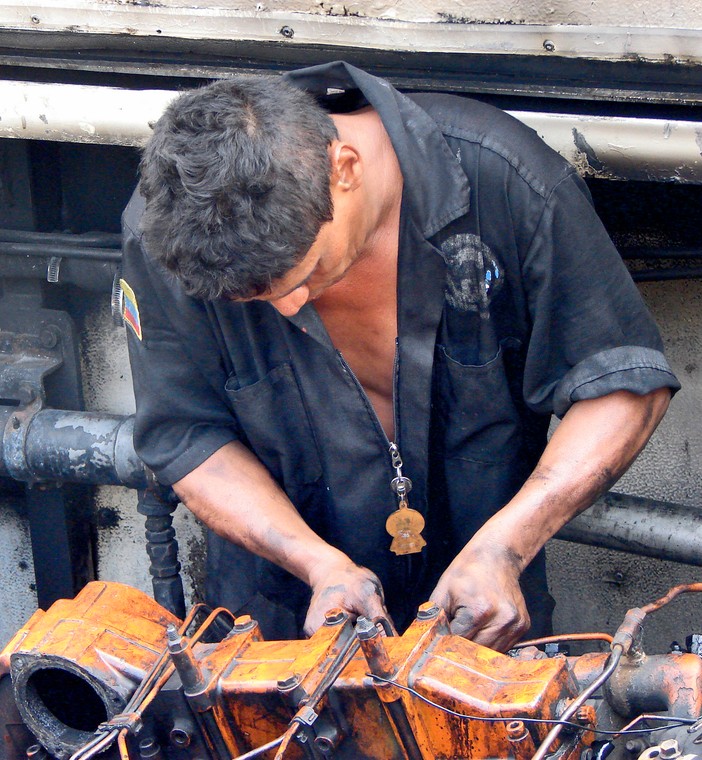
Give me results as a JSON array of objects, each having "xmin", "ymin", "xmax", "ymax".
[
  {"xmin": 0, "ymin": 408, "xmax": 148, "ymax": 488},
  {"xmin": 0, "ymin": 79, "xmax": 701, "ymax": 183},
  {"xmin": 631, "ymin": 267, "xmax": 702, "ymax": 282},
  {"xmin": 0, "ymin": 229, "xmax": 122, "ymax": 247},
  {"xmin": 556, "ymin": 491, "xmax": 702, "ymax": 566},
  {"xmin": 0, "ymin": 255, "xmax": 117, "ymax": 291},
  {"xmin": 0, "ymin": 242, "xmax": 121, "ymax": 262},
  {"xmin": 4, "ymin": 406, "xmax": 702, "ymax": 567},
  {"xmin": 621, "ymin": 248, "xmax": 702, "ymax": 260}
]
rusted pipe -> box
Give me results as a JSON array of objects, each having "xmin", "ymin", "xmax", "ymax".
[
  {"xmin": 0, "ymin": 408, "xmax": 148, "ymax": 487},
  {"xmin": 556, "ymin": 492, "xmax": 702, "ymax": 567}
]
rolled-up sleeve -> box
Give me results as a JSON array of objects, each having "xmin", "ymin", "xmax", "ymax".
[{"xmin": 519, "ymin": 170, "xmax": 680, "ymax": 417}]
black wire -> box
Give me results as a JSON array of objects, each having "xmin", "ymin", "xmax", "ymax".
[{"xmin": 366, "ymin": 674, "xmax": 696, "ymax": 736}]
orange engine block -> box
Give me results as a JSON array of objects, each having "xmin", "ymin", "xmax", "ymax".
[{"xmin": 1, "ymin": 581, "xmax": 701, "ymax": 760}]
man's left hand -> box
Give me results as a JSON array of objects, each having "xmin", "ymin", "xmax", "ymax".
[{"xmin": 429, "ymin": 543, "xmax": 530, "ymax": 652}]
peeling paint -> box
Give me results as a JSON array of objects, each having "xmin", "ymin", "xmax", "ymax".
[
  {"xmin": 572, "ymin": 127, "xmax": 605, "ymax": 172},
  {"xmin": 78, "ymin": 121, "xmax": 97, "ymax": 136}
]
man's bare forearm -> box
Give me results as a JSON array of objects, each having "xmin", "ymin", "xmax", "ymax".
[
  {"xmin": 468, "ymin": 387, "xmax": 671, "ymax": 569},
  {"xmin": 173, "ymin": 441, "xmax": 346, "ymax": 587},
  {"xmin": 431, "ymin": 387, "xmax": 671, "ymax": 649},
  {"xmin": 173, "ymin": 440, "xmax": 391, "ymax": 632}
]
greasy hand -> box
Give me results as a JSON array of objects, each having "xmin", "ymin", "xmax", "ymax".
[
  {"xmin": 304, "ymin": 560, "xmax": 392, "ymax": 637},
  {"xmin": 429, "ymin": 545, "xmax": 530, "ymax": 652}
]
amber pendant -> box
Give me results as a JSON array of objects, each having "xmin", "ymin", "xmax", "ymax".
[{"xmin": 386, "ymin": 507, "xmax": 427, "ymax": 556}]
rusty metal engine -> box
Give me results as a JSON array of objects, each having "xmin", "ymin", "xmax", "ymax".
[{"xmin": 2, "ymin": 581, "xmax": 702, "ymax": 760}]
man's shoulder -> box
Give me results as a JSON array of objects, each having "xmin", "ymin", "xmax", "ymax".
[
  {"xmin": 407, "ymin": 92, "xmax": 573, "ymax": 197},
  {"xmin": 122, "ymin": 186, "xmax": 146, "ymax": 239}
]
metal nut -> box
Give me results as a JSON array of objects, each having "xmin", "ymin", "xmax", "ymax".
[
  {"xmin": 277, "ymin": 674, "xmax": 300, "ymax": 691},
  {"xmin": 416, "ymin": 602, "xmax": 440, "ymax": 620},
  {"xmin": 659, "ymin": 738, "xmax": 681, "ymax": 758},
  {"xmin": 324, "ymin": 608, "xmax": 347, "ymax": 626}
]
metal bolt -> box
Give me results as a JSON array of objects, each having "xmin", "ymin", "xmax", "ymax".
[
  {"xmin": 576, "ymin": 705, "xmax": 596, "ymax": 726},
  {"xmin": 277, "ymin": 673, "xmax": 300, "ymax": 691},
  {"xmin": 416, "ymin": 601, "xmax": 440, "ymax": 620},
  {"xmin": 506, "ymin": 720, "xmax": 528, "ymax": 741},
  {"xmin": 26, "ymin": 746, "xmax": 48, "ymax": 759},
  {"xmin": 39, "ymin": 325, "xmax": 59, "ymax": 349},
  {"xmin": 355, "ymin": 616, "xmax": 379, "ymax": 640},
  {"xmin": 138, "ymin": 737, "xmax": 164, "ymax": 758},
  {"xmin": 659, "ymin": 738, "xmax": 681, "ymax": 758},
  {"xmin": 543, "ymin": 39, "xmax": 555, "ymax": 51},
  {"xmin": 324, "ymin": 608, "xmax": 347, "ymax": 626},
  {"xmin": 280, "ymin": 25, "xmax": 294, "ymax": 37},
  {"xmin": 169, "ymin": 718, "xmax": 195, "ymax": 749},
  {"xmin": 315, "ymin": 736, "xmax": 335, "ymax": 753},
  {"xmin": 169, "ymin": 728, "xmax": 191, "ymax": 748},
  {"xmin": 30, "ymin": 15, "xmax": 40, "ymax": 23},
  {"xmin": 233, "ymin": 614, "xmax": 257, "ymax": 632}
]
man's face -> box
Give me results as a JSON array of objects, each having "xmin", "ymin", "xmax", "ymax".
[{"xmin": 240, "ymin": 202, "xmax": 361, "ymax": 318}]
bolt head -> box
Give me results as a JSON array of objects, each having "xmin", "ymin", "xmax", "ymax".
[
  {"xmin": 233, "ymin": 614, "xmax": 257, "ymax": 632},
  {"xmin": 659, "ymin": 738, "xmax": 680, "ymax": 758},
  {"xmin": 324, "ymin": 608, "xmax": 347, "ymax": 626},
  {"xmin": 416, "ymin": 602, "xmax": 440, "ymax": 620},
  {"xmin": 277, "ymin": 673, "xmax": 300, "ymax": 691}
]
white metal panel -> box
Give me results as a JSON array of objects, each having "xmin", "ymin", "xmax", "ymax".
[{"xmin": 0, "ymin": 1, "xmax": 700, "ymax": 63}]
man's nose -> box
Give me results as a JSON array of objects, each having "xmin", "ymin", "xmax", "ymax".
[{"xmin": 269, "ymin": 285, "xmax": 310, "ymax": 317}]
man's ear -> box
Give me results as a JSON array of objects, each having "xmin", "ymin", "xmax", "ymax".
[{"xmin": 329, "ymin": 141, "xmax": 362, "ymax": 190}]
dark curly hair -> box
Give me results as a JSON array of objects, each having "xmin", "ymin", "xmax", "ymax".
[{"xmin": 139, "ymin": 75, "xmax": 338, "ymax": 300}]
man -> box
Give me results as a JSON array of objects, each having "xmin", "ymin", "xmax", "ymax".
[{"xmin": 122, "ymin": 61, "xmax": 678, "ymax": 651}]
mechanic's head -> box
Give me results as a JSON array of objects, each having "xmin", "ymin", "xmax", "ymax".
[{"xmin": 139, "ymin": 75, "xmax": 338, "ymax": 301}]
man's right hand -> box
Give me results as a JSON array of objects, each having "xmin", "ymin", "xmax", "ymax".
[{"xmin": 304, "ymin": 559, "xmax": 392, "ymax": 636}]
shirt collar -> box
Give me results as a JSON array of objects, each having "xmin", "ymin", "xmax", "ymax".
[{"xmin": 283, "ymin": 61, "xmax": 470, "ymax": 240}]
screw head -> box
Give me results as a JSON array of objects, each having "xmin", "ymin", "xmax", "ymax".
[
  {"xmin": 233, "ymin": 614, "xmax": 257, "ymax": 632},
  {"xmin": 659, "ymin": 738, "xmax": 681, "ymax": 758},
  {"xmin": 543, "ymin": 39, "xmax": 556, "ymax": 51},
  {"xmin": 277, "ymin": 673, "xmax": 300, "ymax": 691},
  {"xmin": 324, "ymin": 608, "xmax": 347, "ymax": 626},
  {"xmin": 280, "ymin": 25, "xmax": 294, "ymax": 37},
  {"xmin": 416, "ymin": 602, "xmax": 440, "ymax": 620}
]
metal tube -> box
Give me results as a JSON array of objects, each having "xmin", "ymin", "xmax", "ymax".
[
  {"xmin": 0, "ymin": 242, "xmax": 121, "ymax": 262},
  {"xmin": 0, "ymin": 255, "xmax": 118, "ymax": 290},
  {"xmin": 0, "ymin": 229, "xmax": 122, "ymax": 248},
  {"xmin": 0, "ymin": 408, "xmax": 148, "ymax": 487},
  {"xmin": 555, "ymin": 491, "xmax": 702, "ymax": 566},
  {"xmin": 0, "ymin": 79, "xmax": 701, "ymax": 183},
  {"xmin": 4, "ymin": 406, "xmax": 702, "ymax": 568}
]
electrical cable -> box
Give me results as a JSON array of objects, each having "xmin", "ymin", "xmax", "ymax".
[
  {"xmin": 366, "ymin": 674, "xmax": 695, "ymax": 736},
  {"xmin": 513, "ymin": 632, "xmax": 614, "ymax": 648}
]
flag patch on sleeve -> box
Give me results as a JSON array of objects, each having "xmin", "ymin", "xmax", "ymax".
[{"xmin": 120, "ymin": 278, "xmax": 143, "ymax": 341}]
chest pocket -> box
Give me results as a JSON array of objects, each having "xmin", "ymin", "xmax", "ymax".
[
  {"xmin": 225, "ymin": 363, "xmax": 323, "ymax": 488},
  {"xmin": 434, "ymin": 338, "xmax": 523, "ymax": 464}
]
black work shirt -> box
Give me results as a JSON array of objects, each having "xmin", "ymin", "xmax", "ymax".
[{"xmin": 122, "ymin": 62, "xmax": 679, "ymax": 638}]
